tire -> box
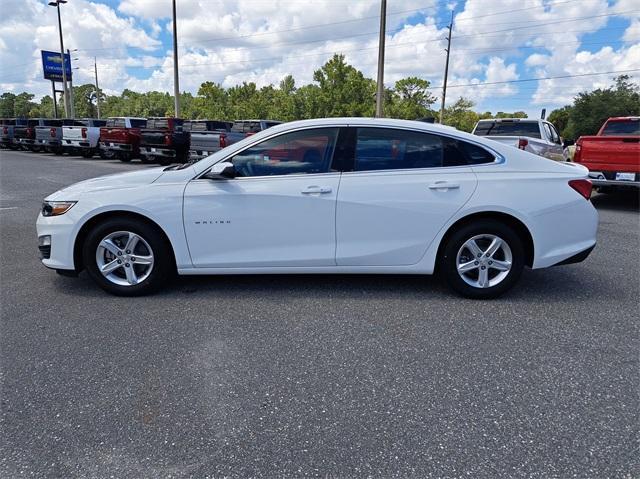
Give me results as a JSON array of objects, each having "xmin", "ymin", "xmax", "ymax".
[
  {"xmin": 440, "ymin": 219, "xmax": 525, "ymax": 299},
  {"xmin": 83, "ymin": 218, "xmax": 175, "ymax": 296},
  {"xmin": 139, "ymin": 155, "xmax": 154, "ymax": 164},
  {"xmin": 81, "ymin": 149, "xmax": 95, "ymax": 158},
  {"xmin": 118, "ymin": 153, "xmax": 132, "ymax": 162},
  {"xmin": 157, "ymin": 157, "xmax": 172, "ymax": 166}
]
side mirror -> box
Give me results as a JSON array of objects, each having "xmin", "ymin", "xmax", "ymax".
[{"xmin": 205, "ymin": 161, "xmax": 236, "ymax": 180}]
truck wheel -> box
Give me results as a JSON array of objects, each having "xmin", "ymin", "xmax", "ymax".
[
  {"xmin": 140, "ymin": 155, "xmax": 154, "ymax": 164},
  {"xmin": 118, "ymin": 153, "xmax": 132, "ymax": 163},
  {"xmin": 157, "ymin": 157, "xmax": 172, "ymax": 166},
  {"xmin": 440, "ymin": 219, "xmax": 525, "ymax": 299},
  {"xmin": 83, "ymin": 218, "xmax": 175, "ymax": 296},
  {"xmin": 81, "ymin": 149, "xmax": 95, "ymax": 158}
]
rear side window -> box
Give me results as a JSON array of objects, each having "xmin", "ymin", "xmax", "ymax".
[
  {"xmin": 474, "ymin": 121, "xmax": 541, "ymax": 139},
  {"xmin": 601, "ymin": 119, "xmax": 639, "ymax": 136},
  {"xmin": 129, "ymin": 119, "xmax": 147, "ymax": 128},
  {"xmin": 353, "ymin": 128, "xmax": 494, "ymax": 171},
  {"xmin": 147, "ymin": 119, "xmax": 169, "ymax": 129},
  {"xmin": 92, "ymin": 120, "xmax": 106, "ymax": 127},
  {"xmin": 106, "ymin": 118, "xmax": 125, "ymax": 128}
]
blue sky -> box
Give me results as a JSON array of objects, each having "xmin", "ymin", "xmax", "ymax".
[{"xmin": 1, "ymin": 0, "xmax": 638, "ymax": 116}]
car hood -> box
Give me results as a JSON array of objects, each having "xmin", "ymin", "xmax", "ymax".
[{"xmin": 46, "ymin": 167, "xmax": 166, "ymax": 200}]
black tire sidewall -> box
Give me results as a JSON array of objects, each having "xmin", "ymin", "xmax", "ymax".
[
  {"xmin": 83, "ymin": 218, "xmax": 173, "ymax": 296},
  {"xmin": 441, "ymin": 220, "xmax": 525, "ymax": 299}
]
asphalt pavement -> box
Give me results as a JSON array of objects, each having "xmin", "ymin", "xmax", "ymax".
[{"xmin": 1, "ymin": 148, "xmax": 638, "ymax": 478}]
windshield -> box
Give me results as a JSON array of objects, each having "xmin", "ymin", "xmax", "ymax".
[{"xmin": 474, "ymin": 121, "xmax": 541, "ymax": 138}]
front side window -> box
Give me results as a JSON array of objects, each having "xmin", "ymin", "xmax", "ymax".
[
  {"xmin": 230, "ymin": 128, "xmax": 339, "ymax": 177},
  {"xmin": 354, "ymin": 128, "xmax": 494, "ymax": 171}
]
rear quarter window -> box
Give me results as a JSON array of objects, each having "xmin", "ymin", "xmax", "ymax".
[{"xmin": 601, "ymin": 119, "xmax": 640, "ymax": 136}]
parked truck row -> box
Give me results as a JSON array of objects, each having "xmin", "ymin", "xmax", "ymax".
[{"xmin": 1, "ymin": 117, "xmax": 281, "ymax": 164}]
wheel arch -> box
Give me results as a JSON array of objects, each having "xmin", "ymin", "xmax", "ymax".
[
  {"xmin": 73, "ymin": 210, "xmax": 177, "ymax": 273},
  {"xmin": 435, "ymin": 211, "xmax": 535, "ymax": 269}
]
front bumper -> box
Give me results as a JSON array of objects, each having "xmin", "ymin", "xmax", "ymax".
[{"xmin": 36, "ymin": 212, "xmax": 77, "ymax": 271}]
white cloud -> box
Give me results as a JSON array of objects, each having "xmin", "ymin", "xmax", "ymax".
[{"xmin": 0, "ymin": 0, "xmax": 638, "ymax": 116}]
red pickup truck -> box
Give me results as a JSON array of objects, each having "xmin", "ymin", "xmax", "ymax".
[
  {"xmin": 99, "ymin": 117, "xmax": 147, "ymax": 162},
  {"xmin": 573, "ymin": 117, "xmax": 639, "ymax": 191}
]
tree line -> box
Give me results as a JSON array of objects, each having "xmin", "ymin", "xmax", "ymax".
[{"xmin": 1, "ymin": 54, "xmax": 637, "ymax": 135}]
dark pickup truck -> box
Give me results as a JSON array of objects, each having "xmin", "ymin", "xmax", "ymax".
[
  {"xmin": 186, "ymin": 120, "xmax": 233, "ymax": 161},
  {"xmin": 140, "ymin": 117, "xmax": 189, "ymax": 165},
  {"xmin": 100, "ymin": 117, "xmax": 147, "ymax": 162},
  {"xmin": 1, "ymin": 118, "xmax": 27, "ymax": 149},
  {"xmin": 13, "ymin": 119, "xmax": 54, "ymax": 151}
]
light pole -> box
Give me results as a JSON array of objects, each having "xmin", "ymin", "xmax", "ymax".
[
  {"xmin": 375, "ymin": 0, "xmax": 387, "ymax": 118},
  {"xmin": 172, "ymin": 0, "xmax": 180, "ymax": 117},
  {"xmin": 48, "ymin": 0, "xmax": 69, "ymax": 118}
]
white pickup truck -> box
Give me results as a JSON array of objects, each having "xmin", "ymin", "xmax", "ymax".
[
  {"xmin": 62, "ymin": 118, "xmax": 107, "ymax": 158},
  {"xmin": 472, "ymin": 118, "xmax": 567, "ymax": 161}
]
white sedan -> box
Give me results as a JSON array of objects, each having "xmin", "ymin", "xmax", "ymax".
[{"xmin": 36, "ymin": 118, "xmax": 598, "ymax": 299}]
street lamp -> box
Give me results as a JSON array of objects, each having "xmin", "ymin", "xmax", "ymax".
[{"xmin": 48, "ymin": 0, "xmax": 69, "ymax": 117}]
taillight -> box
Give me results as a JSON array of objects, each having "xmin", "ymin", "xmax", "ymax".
[
  {"xmin": 569, "ymin": 179, "xmax": 592, "ymax": 200},
  {"xmin": 518, "ymin": 138, "xmax": 528, "ymax": 150},
  {"xmin": 246, "ymin": 132, "xmax": 256, "ymax": 137},
  {"xmin": 81, "ymin": 127, "xmax": 87, "ymax": 139},
  {"xmin": 50, "ymin": 128, "xmax": 56, "ymax": 138},
  {"xmin": 573, "ymin": 139, "xmax": 582, "ymax": 163},
  {"xmin": 2, "ymin": 127, "xmax": 7, "ymax": 135},
  {"xmin": 164, "ymin": 134, "xmax": 172, "ymax": 146},
  {"xmin": 26, "ymin": 127, "xmax": 33, "ymax": 137},
  {"xmin": 219, "ymin": 133, "xmax": 227, "ymax": 148}
]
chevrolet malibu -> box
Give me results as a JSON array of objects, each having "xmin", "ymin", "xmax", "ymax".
[{"xmin": 36, "ymin": 118, "xmax": 598, "ymax": 299}]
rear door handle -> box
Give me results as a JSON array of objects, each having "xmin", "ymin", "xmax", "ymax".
[
  {"xmin": 428, "ymin": 181, "xmax": 460, "ymax": 190},
  {"xmin": 301, "ymin": 186, "xmax": 332, "ymax": 195}
]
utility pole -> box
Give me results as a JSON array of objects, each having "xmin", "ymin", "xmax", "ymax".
[
  {"xmin": 67, "ymin": 48, "xmax": 75, "ymax": 118},
  {"xmin": 50, "ymin": 0, "xmax": 69, "ymax": 117},
  {"xmin": 94, "ymin": 57, "xmax": 101, "ymax": 119},
  {"xmin": 439, "ymin": 10, "xmax": 454, "ymax": 124},
  {"xmin": 375, "ymin": 0, "xmax": 387, "ymax": 118},
  {"xmin": 172, "ymin": 0, "xmax": 181, "ymax": 117}
]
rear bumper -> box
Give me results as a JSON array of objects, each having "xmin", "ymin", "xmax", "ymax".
[
  {"xmin": 100, "ymin": 142, "xmax": 133, "ymax": 152},
  {"xmin": 588, "ymin": 171, "xmax": 640, "ymax": 188},
  {"xmin": 189, "ymin": 148, "xmax": 219, "ymax": 160},
  {"xmin": 63, "ymin": 139, "xmax": 93, "ymax": 149},
  {"xmin": 142, "ymin": 146, "xmax": 176, "ymax": 157},
  {"xmin": 37, "ymin": 139, "xmax": 61, "ymax": 147},
  {"xmin": 15, "ymin": 138, "xmax": 35, "ymax": 145},
  {"xmin": 552, "ymin": 244, "xmax": 596, "ymax": 266}
]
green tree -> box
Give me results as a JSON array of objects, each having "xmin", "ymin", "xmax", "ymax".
[
  {"xmin": 0, "ymin": 92, "xmax": 16, "ymax": 117},
  {"xmin": 387, "ymin": 77, "xmax": 437, "ymax": 120},
  {"xmin": 13, "ymin": 93, "xmax": 36, "ymax": 117},
  {"xmin": 442, "ymin": 97, "xmax": 479, "ymax": 132},
  {"xmin": 565, "ymin": 75, "xmax": 640, "ymax": 138},
  {"xmin": 312, "ymin": 54, "xmax": 375, "ymax": 117},
  {"xmin": 547, "ymin": 105, "xmax": 572, "ymax": 138}
]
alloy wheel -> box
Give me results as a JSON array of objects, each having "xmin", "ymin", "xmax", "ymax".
[
  {"xmin": 456, "ymin": 234, "xmax": 513, "ymax": 289},
  {"xmin": 95, "ymin": 231, "xmax": 154, "ymax": 286}
]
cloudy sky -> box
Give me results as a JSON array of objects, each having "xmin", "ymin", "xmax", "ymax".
[{"xmin": 0, "ymin": 0, "xmax": 638, "ymax": 116}]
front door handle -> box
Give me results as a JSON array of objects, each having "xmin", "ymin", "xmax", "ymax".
[
  {"xmin": 301, "ymin": 186, "xmax": 332, "ymax": 195},
  {"xmin": 428, "ymin": 181, "xmax": 460, "ymax": 190}
]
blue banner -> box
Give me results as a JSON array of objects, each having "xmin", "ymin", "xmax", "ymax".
[{"xmin": 41, "ymin": 50, "xmax": 72, "ymax": 82}]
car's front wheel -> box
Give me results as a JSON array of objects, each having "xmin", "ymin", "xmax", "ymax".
[
  {"xmin": 440, "ymin": 220, "xmax": 525, "ymax": 299},
  {"xmin": 83, "ymin": 218, "xmax": 174, "ymax": 295}
]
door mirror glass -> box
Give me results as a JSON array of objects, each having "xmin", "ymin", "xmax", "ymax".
[{"xmin": 205, "ymin": 161, "xmax": 236, "ymax": 180}]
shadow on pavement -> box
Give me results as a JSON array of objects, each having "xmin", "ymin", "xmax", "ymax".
[{"xmin": 591, "ymin": 190, "xmax": 639, "ymax": 212}]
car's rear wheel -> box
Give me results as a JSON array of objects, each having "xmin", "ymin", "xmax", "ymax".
[
  {"xmin": 83, "ymin": 218, "xmax": 174, "ymax": 296},
  {"xmin": 440, "ymin": 220, "xmax": 525, "ymax": 299}
]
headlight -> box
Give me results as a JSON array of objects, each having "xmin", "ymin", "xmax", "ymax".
[{"xmin": 41, "ymin": 201, "xmax": 77, "ymax": 217}]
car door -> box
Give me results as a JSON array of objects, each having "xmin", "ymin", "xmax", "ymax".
[
  {"xmin": 183, "ymin": 127, "xmax": 341, "ymax": 268},
  {"xmin": 335, "ymin": 127, "xmax": 483, "ymax": 266},
  {"xmin": 541, "ymin": 123, "xmax": 564, "ymax": 161}
]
